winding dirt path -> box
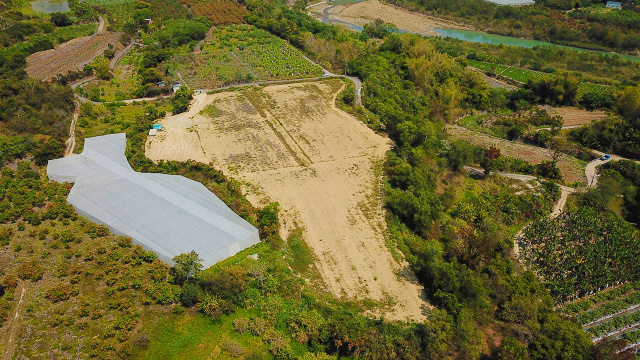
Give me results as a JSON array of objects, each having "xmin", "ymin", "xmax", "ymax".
[{"xmin": 64, "ymin": 101, "xmax": 80, "ymax": 157}]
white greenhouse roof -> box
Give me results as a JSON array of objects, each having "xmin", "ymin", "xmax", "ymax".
[{"xmin": 47, "ymin": 133, "xmax": 259, "ymax": 268}]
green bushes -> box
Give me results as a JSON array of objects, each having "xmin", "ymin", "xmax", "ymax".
[
  {"xmin": 180, "ymin": 283, "xmax": 199, "ymax": 306},
  {"xmin": 46, "ymin": 283, "xmax": 79, "ymax": 302},
  {"xmin": 145, "ymin": 282, "xmax": 181, "ymax": 305},
  {"xmin": 17, "ymin": 260, "xmax": 44, "ymax": 281}
]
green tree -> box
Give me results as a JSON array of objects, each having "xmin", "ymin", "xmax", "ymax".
[
  {"xmin": 172, "ymin": 250, "xmax": 203, "ymax": 283},
  {"xmin": 180, "ymin": 283, "xmax": 200, "ymax": 307},
  {"xmin": 50, "ymin": 12, "xmax": 73, "ymax": 27}
]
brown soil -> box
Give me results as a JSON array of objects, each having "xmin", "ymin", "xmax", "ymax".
[
  {"xmin": 146, "ymin": 79, "xmax": 429, "ymax": 321},
  {"xmin": 447, "ymin": 125, "xmax": 585, "ymax": 184},
  {"xmin": 311, "ymin": 0, "xmax": 470, "ymax": 36}
]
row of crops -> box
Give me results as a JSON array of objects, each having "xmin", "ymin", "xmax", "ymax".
[
  {"xmin": 520, "ymin": 207, "xmax": 640, "ymax": 302},
  {"xmin": 84, "ymin": 0, "xmax": 136, "ymax": 5},
  {"xmin": 466, "ymin": 59, "xmax": 610, "ymax": 99},
  {"xmin": 183, "ymin": 0, "xmax": 248, "ymax": 25},
  {"xmin": 170, "ymin": 25, "xmax": 323, "ymax": 89},
  {"xmin": 559, "ymin": 283, "xmax": 640, "ymax": 349}
]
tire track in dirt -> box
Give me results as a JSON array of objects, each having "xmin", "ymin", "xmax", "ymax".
[{"xmin": 2, "ymin": 286, "xmax": 27, "ymax": 360}]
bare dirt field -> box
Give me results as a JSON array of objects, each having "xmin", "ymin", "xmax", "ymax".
[
  {"xmin": 311, "ymin": 0, "xmax": 470, "ymax": 36},
  {"xmin": 447, "ymin": 125, "xmax": 586, "ymax": 184},
  {"xmin": 146, "ymin": 79, "xmax": 429, "ymax": 321},
  {"xmin": 541, "ymin": 106, "xmax": 608, "ymax": 127},
  {"xmin": 26, "ymin": 33, "xmax": 121, "ymax": 81}
]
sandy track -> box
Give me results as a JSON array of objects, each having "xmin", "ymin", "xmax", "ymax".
[
  {"xmin": 146, "ymin": 80, "xmax": 428, "ymax": 321},
  {"xmin": 311, "ymin": 0, "xmax": 470, "ymax": 36}
]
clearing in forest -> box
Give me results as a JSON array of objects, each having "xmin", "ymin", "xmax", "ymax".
[
  {"xmin": 145, "ymin": 79, "xmax": 429, "ymax": 321},
  {"xmin": 447, "ymin": 125, "xmax": 585, "ymax": 183}
]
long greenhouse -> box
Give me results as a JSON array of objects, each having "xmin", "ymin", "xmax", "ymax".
[{"xmin": 47, "ymin": 133, "xmax": 260, "ymax": 268}]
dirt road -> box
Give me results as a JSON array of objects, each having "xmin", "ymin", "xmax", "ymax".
[
  {"xmin": 146, "ymin": 80, "xmax": 429, "ymax": 321},
  {"xmin": 64, "ymin": 102, "xmax": 80, "ymax": 156}
]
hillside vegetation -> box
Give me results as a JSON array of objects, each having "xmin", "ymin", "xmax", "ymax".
[{"xmin": 2, "ymin": 0, "xmax": 640, "ymax": 358}]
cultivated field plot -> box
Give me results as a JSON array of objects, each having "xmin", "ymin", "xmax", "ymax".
[
  {"xmin": 146, "ymin": 79, "xmax": 429, "ymax": 321},
  {"xmin": 447, "ymin": 125, "xmax": 585, "ymax": 183},
  {"xmin": 181, "ymin": 0, "xmax": 248, "ymax": 24},
  {"xmin": 544, "ymin": 106, "xmax": 607, "ymax": 127},
  {"xmin": 467, "ymin": 59, "xmax": 611, "ymax": 98},
  {"xmin": 26, "ymin": 33, "xmax": 121, "ymax": 82},
  {"xmin": 560, "ymin": 282, "xmax": 640, "ymax": 350},
  {"xmin": 170, "ymin": 25, "xmax": 323, "ymax": 89}
]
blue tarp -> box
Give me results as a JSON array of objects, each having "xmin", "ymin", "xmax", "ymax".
[{"xmin": 153, "ymin": 124, "xmax": 162, "ymax": 130}]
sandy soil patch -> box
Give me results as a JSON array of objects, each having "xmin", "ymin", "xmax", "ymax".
[
  {"xmin": 447, "ymin": 125, "xmax": 585, "ymax": 184},
  {"xmin": 311, "ymin": 0, "xmax": 470, "ymax": 36},
  {"xmin": 541, "ymin": 106, "xmax": 608, "ymax": 127},
  {"xmin": 146, "ymin": 79, "xmax": 429, "ymax": 321}
]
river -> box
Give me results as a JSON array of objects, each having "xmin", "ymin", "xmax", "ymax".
[
  {"xmin": 317, "ymin": 5, "xmax": 640, "ymax": 62},
  {"xmin": 30, "ymin": 0, "xmax": 70, "ymax": 13},
  {"xmin": 434, "ymin": 28, "xmax": 640, "ymax": 62}
]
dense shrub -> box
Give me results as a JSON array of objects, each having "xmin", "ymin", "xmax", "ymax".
[
  {"xmin": 46, "ymin": 283, "xmax": 79, "ymax": 302},
  {"xmin": 180, "ymin": 283, "xmax": 200, "ymax": 307},
  {"xmin": 145, "ymin": 282, "xmax": 180, "ymax": 304},
  {"xmin": 17, "ymin": 261, "xmax": 44, "ymax": 281}
]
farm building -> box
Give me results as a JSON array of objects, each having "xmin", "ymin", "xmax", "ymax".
[
  {"xmin": 606, "ymin": 1, "xmax": 622, "ymax": 8},
  {"xmin": 47, "ymin": 133, "xmax": 260, "ymax": 268}
]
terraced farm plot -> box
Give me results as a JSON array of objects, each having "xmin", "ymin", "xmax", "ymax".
[
  {"xmin": 26, "ymin": 33, "xmax": 121, "ymax": 81},
  {"xmin": 560, "ymin": 283, "xmax": 640, "ymax": 350},
  {"xmin": 520, "ymin": 207, "xmax": 640, "ymax": 302},
  {"xmin": 145, "ymin": 79, "xmax": 429, "ymax": 321},
  {"xmin": 577, "ymin": 81, "xmax": 610, "ymax": 98},
  {"xmin": 83, "ymin": 0, "xmax": 136, "ymax": 4},
  {"xmin": 169, "ymin": 25, "xmax": 323, "ymax": 89},
  {"xmin": 180, "ymin": 0, "xmax": 248, "ymax": 24},
  {"xmin": 467, "ymin": 59, "xmax": 611, "ymax": 99}
]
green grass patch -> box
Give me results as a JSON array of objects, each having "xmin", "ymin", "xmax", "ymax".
[
  {"xmin": 137, "ymin": 309, "xmax": 272, "ymax": 359},
  {"xmin": 286, "ymin": 228, "xmax": 314, "ymax": 275}
]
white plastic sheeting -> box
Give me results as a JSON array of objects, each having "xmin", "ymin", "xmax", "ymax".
[{"xmin": 47, "ymin": 133, "xmax": 260, "ymax": 268}]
